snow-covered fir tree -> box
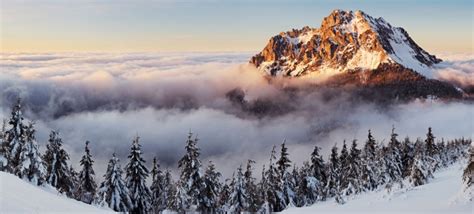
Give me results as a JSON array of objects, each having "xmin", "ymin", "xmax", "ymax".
[
  {"xmin": 228, "ymin": 165, "xmax": 248, "ymax": 213},
  {"xmin": 217, "ymin": 178, "xmax": 231, "ymax": 212},
  {"xmin": 95, "ymin": 153, "xmax": 133, "ymax": 212},
  {"xmin": 202, "ymin": 161, "xmax": 222, "ymax": 213},
  {"xmin": 17, "ymin": 122, "xmax": 45, "ymax": 185},
  {"xmin": 0, "ymin": 119, "xmax": 8, "ymax": 171},
  {"xmin": 401, "ymin": 137, "xmax": 415, "ymax": 178},
  {"xmin": 340, "ymin": 140, "xmax": 362, "ymax": 196},
  {"xmin": 75, "ymin": 141, "xmax": 97, "ymax": 204},
  {"xmin": 325, "ymin": 144, "xmax": 341, "ymax": 200},
  {"xmin": 4, "ymin": 99, "xmax": 25, "ymax": 174},
  {"xmin": 462, "ymin": 143, "xmax": 473, "ymax": 200},
  {"xmin": 43, "ymin": 131, "xmax": 74, "ymax": 196},
  {"xmin": 177, "ymin": 132, "xmax": 205, "ymax": 211},
  {"xmin": 408, "ymin": 140, "xmax": 433, "ymax": 186},
  {"xmin": 125, "ymin": 136, "xmax": 152, "ymax": 214},
  {"xmin": 162, "ymin": 169, "xmax": 175, "ymax": 211},
  {"xmin": 297, "ymin": 161, "xmax": 323, "ymax": 206},
  {"xmin": 264, "ymin": 145, "xmax": 285, "ymax": 212},
  {"xmin": 276, "ymin": 142, "xmax": 296, "ymax": 208},
  {"xmin": 150, "ymin": 157, "xmax": 166, "ymax": 213},
  {"xmin": 69, "ymin": 165, "xmax": 79, "ymax": 192},
  {"xmin": 309, "ymin": 146, "xmax": 326, "ymax": 189},
  {"xmin": 243, "ymin": 159, "xmax": 259, "ymax": 212},
  {"xmin": 382, "ymin": 127, "xmax": 403, "ymax": 187},
  {"xmin": 361, "ymin": 130, "xmax": 379, "ymax": 191},
  {"xmin": 425, "ymin": 127, "xmax": 440, "ymax": 171}
]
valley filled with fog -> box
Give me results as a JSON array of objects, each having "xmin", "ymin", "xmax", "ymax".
[{"xmin": 0, "ymin": 52, "xmax": 472, "ymax": 177}]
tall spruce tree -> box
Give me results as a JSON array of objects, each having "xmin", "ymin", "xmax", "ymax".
[
  {"xmin": 341, "ymin": 140, "xmax": 362, "ymax": 195},
  {"xmin": 383, "ymin": 127, "xmax": 403, "ymax": 186},
  {"xmin": 75, "ymin": 141, "xmax": 97, "ymax": 204},
  {"xmin": 462, "ymin": 144, "xmax": 473, "ymax": 197},
  {"xmin": 150, "ymin": 157, "xmax": 166, "ymax": 213},
  {"xmin": 5, "ymin": 99, "xmax": 25, "ymax": 173},
  {"xmin": 309, "ymin": 146, "xmax": 326, "ymax": 187},
  {"xmin": 228, "ymin": 165, "xmax": 248, "ymax": 213},
  {"xmin": 244, "ymin": 159, "xmax": 259, "ymax": 212},
  {"xmin": 401, "ymin": 137, "xmax": 415, "ymax": 178},
  {"xmin": 125, "ymin": 136, "xmax": 152, "ymax": 214},
  {"xmin": 202, "ymin": 161, "xmax": 222, "ymax": 213},
  {"xmin": 264, "ymin": 145, "xmax": 285, "ymax": 212},
  {"xmin": 408, "ymin": 140, "xmax": 433, "ymax": 186},
  {"xmin": 325, "ymin": 145, "xmax": 341, "ymax": 199},
  {"xmin": 425, "ymin": 127, "xmax": 439, "ymax": 171},
  {"xmin": 0, "ymin": 119, "xmax": 8, "ymax": 171},
  {"xmin": 177, "ymin": 132, "xmax": 205, "ymax": 211},
  {"xmin": 276, "ymin": 142, "xmax": 295, "ymax": 208},
  {"xmin": 43, "ymin": 131, "xmax": 73, "ymax": 195},
  {"xmin": 295, "ymin": 162, "xmax": 316, "ymax": 206},
  {"xmin": 17, "ymin": 122, "xmax": 45, "ymax": 185},
  {"xmin": 218, "ymin": 179, "xmax": 231, "ymax": 212},
  {"xmin": 361, "ymin": 130, "xmax": 379, "ymax": 191},
  {"xmin": 95, "ymin": 153, "xmax": 133, "ymax": 212}
]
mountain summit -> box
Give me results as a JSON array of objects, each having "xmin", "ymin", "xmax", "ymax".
[{"xmin": 250, "ymin": 10, "xmax": 441, "ymax": 78}]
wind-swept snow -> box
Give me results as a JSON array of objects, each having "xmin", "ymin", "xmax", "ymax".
[
  {"xmin": 0, "ymin": 172, "xmax": 112, "ymax": 213},
  {"xmin": 283, "ymin": 162, "xmax": 472, "ymax": 214}
]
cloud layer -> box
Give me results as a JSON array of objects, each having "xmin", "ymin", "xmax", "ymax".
[{"xmin": 0, "ymin": 52, "xmax": 472, "ymax": 178}]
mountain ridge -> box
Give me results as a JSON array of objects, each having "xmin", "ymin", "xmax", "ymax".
[
  {"xmin": 249, "ymin": 9, "xmax": 464, "ymax": 99},
  {"xmin": 250, "ymin": 9, "xmax": 441, "ymax": 77}
]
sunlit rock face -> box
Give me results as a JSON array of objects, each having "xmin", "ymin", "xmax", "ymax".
[{"xmin": 250, "ymin": 10, "xmax": 441, "ymax": 78}]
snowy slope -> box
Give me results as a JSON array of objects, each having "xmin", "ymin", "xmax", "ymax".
[
  {"xmin": 283, "ymin": 162, "xmax": 472, "ymax": 214},
  {"xmin": 0, "ymin": 172, "xmax": 112, "ymax": 213}
]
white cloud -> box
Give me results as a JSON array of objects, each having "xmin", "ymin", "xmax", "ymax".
[{"xmin": 0, "ymin": 52, "xmax": 472, "ymax": 179}]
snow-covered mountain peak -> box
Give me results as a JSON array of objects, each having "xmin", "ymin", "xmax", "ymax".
[{"xmin": 250, "ymin": 9, "xmax": 441, "ymax": 78}]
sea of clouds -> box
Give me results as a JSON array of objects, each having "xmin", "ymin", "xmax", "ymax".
[{"xmin": 0, "ymin": 52, "xmax": 472, "ymax": 178}]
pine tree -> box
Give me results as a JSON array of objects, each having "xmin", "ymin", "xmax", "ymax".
[
  {"xmin": 325, "ymin": 144, "xmax": 341, "ymax": 198},
  {"xmin": 309, "ymin": 146, "xmax": 326, "ymax": 188},
  {"xmin": 75, "ymin": 141, "xmax": 97, "ymax": 204},
  {"xmin": 276, "ymin": 142, "xmax": 295, "ymax": 208},
  {"xmin": 150, "ymin": 157, "xmax": 166, "ymax": 213},
  {"xmin": 244, "ymin": 159, "xmax": 259, "ymax": 212},
  {"xmin": 163, "ymin": 170, "xmax": 175, "ymax": 211},
  {"xmin": 383, "ymin": 127, "xmax": 403, "ymax": 186},
  {"xmin": 341, "ymin": 140, "xmax": 362, "ymax": 195},
  {"xmin": 401, "ymin": 137, "xmax": 415, "ymax": 178},
  {"xmin": 361, "ymin": 130, "xmax": 379, "ymax": 191},
  {"xmin": 177, "ymin": 132, "xmax": 205, "ymax": 211},
  {"xmin": 0, "ymin": 119, "xmax": 8, "ymax": 171},
  {"xmin": 228, "ymin": 165, "xmax": 248, "ymax": 213},
  {"xmin": 17, "ymin": 122, "xmax": 45, "ymax": 185},
  {"xmin": 462, "ymin": 144, "xmax": 473, "ymax": 195},
  {"xmin": 95, "ymin": 153, "xmax": 133, "ymax": 212},
  {"xmin": 425, "ymin": 127, "xmax": 439, "ymax": 171},
  {"xmin": 69, "ymin": 165, "xmax": 79, "ymax": 194},
  {"xmin": 264, "ymin": 145, "xmax": 284, "ymax": 212},
  {"xmin": 408, "ymin": 141, "xmax": 433, "ymax": 186},
  {"xmin": 125, "ymin": 136, "xmax": 152, "ymax": 214},
  {"xmin": 295, "ymin": 161, "xmax": 321, "ymax": 206},
  {"xmin": 217, "ymin": 179, "xmax": 231, "ymax": 212},
  {"xmin": 202, "ymin": 161, "xmax": 222, "ymax": 213},
  {"xmin": 4, "ymin": 99, "xmax": 25, "ymax": 173},
  {"xmin": 43, "ymin": 131, "xmax": 73, "ymax": 195}
]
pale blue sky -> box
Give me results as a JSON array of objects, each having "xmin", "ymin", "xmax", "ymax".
[{"xmin": 1, "ymin": 0, "xmax": 472, "ymax": 52}]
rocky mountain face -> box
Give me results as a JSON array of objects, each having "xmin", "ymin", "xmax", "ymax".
[{"xmin": 250, "ymin": 9, "xmax": 463, "ymax": 99}]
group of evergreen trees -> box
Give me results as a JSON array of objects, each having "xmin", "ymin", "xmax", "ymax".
[{"xmin": 0, "ymin": 99, "xmax": 472, "ymax": 213}]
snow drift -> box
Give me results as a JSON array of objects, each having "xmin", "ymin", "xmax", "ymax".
[{"xmin": 0, "ymin": 171, "xmax": 111, "ymax": 213}]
